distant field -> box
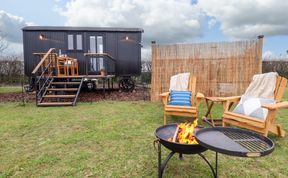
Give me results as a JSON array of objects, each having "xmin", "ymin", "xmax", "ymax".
[{"xmin": 0, "ymin": 86, "xmax": 23, "ymax": 93}]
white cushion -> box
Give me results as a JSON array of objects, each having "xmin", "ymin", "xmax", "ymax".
[
  {"xmin": 232, "ymin": 95, "xmax": 275, "ymax": 120},
  {"xmin": 169, "ymin": 73, "xmax": 190, "ymax": 91}
]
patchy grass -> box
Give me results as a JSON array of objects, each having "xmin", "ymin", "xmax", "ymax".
[
  {"xmin": 0, "ymin": 98, "xmax": 287, "ymax": 177},
  {"xmin": 0, "ymin": 86, "xmax": 23, "ymax": 93}
]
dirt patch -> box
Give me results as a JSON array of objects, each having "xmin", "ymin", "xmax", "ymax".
[
  {"xmin": 79, "ymin": 88, "xmax": 150, "ymax": 102},
  {"xmin": 0, "ymin": 92, "xmax": 35, "ymax": 102},
  {"xmin": 0, "ymin": 88, "xmax": 150, "ymax": 103}
]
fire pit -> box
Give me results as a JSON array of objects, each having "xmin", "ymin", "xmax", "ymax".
[
  {"xmin": 195, "ymin": 127, "xmax": 274, "ymax": 157},
  {"xmin": 155, "ymin": 122, "xmax": 216, "ymax": 178},
  {"xmin": 155, "ymin": 123, "xmax": 275, "ymax": 178},
  {"xmin": 155, "ymin": 122, "xmax": 207, "ymax": 154}
]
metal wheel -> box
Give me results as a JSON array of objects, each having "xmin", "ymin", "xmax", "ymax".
[
  {"xmin": 119, "ymin": 77, "xmax": 135, "ymax": 92},
  {"xmin": 86, "ymin": 81, "xmax": 96, "ymax": 91}
]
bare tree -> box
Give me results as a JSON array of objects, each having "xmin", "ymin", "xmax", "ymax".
[{"xmin": 0, "ymin": 34, "xmax": 8, "ymax": 56}]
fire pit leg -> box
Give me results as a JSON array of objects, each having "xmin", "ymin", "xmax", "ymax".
[
  {"xmin": 159, "ymin": 151, "xmax": 175, "ymax": 178},
  {"xmin": 157, "ymin": 141, "xmax": 161, "ymax": 178},
  {"xmin": 215, "ymin": 152, "xmax": 218, "ymax": 178},
  {"xmin": 179, "ymin": 153, "xmax": 184, "ymax": 160},
  {"xmin": 157, "ymin": 142, "xmax": 175, "ymax": 178},
  {"xmin": 198, "ymin": 153, "xmax": 217, "ymax": 178}
]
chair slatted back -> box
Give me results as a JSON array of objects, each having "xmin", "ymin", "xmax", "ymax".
[
  {"xmin": 274, "ymin": 76, "xmax": 287, "ymax": 102},
  {"xmin": 188, "ymin": 75, "xmax": 197, "ymax": 106}
]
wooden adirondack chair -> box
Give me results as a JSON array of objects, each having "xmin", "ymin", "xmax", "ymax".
[
  {"xmin": 160, "ymin": 75, "xmax": 204, "ymax": 125},
  {"xmin": 222, "ymin": 76, "xmax": 288, "ymax": 137}
]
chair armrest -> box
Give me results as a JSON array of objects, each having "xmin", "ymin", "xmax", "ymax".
[
  {"xmin": 160, "ymin": 92, "xmax": 170, "ymax": 97},
  {"xmin": 160, "ymin": 92, "xmax": 170, "ymax": 106},
  {"xmin": 262, "ymin": 101, "xmax": 288, "ymax": 110},
  {"xmin": 196, "ymin": 92, "xmax": 205, "ymax": 99},
  {"xmin": 196, "ymin": 92, "xmax": 205, "ymax": 108},
  {"xmin": 222, "ymin": 96, "xmax": 241, "ymax": 112},
  {"xmin": 217, "ymin": 96, "xmax": 241, "ymax": 102}
]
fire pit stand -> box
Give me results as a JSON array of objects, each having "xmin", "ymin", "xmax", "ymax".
[
  {"xmin": 156, "ymin": 141, "xmax": 217, "ymax": 178},
  {"xmin": 155, "ymin": 123, "xmax": 217, "ymax": 178},
  {"xmin": 155, "ymin": 124, "xmax": 274, "ymax": 178}
]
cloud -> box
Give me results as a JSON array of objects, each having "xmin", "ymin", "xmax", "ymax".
[
  {"xmin": 263, "ymin": 50, "xmax": 273, "ymax": 59},
  {"xmin": 208, "ymin": 18, "xmax": 217, "ymax": 29},
  {"xmin": 57, "ymin": 0, "xmax": 204, "ymax": 46},
  {"xmin": 0, "ymin": 11, "xmax": 31, "ymax": 43},
  {"xmin": 198, "ymin": 0, "xmax": 288, "ymax": 39}
]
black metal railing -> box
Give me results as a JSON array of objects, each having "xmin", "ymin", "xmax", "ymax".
[
  {"xmin": 83, "ymin": 52, "xmax": 116, "ymax": 75},
  {"xmin": 31, "ymin": 48, "xmax": 57, "ymax": 105}
]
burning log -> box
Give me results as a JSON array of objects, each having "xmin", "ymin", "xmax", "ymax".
[
  {"xmin": 167, "ymin": 119, "xmax": 199, "ymax": 144},
  {"xmin": 177, "ymin": 119, "xmax": 198, "ymax": 144},
  {"xmin": 172, "ymin": 126, "xmax": 180, "ymax": 142}
]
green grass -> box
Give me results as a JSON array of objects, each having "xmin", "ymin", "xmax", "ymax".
[
  {"xmin": 0, "ymin": 86, "xmax": 22, "ymax": 93},
  {"xmin": 0, "ymin": 99, "xmax": 287, "ymax": 177}
]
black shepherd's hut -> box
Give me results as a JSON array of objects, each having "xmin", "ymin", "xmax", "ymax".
[{"xmin": 22, "ymin": 26, "xmax": 143, "ymax": 77}]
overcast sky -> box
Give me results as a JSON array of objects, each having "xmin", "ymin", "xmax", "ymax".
[{"xmin": 0, "ymin": 0, "xmax": 287, "ymax": 59}]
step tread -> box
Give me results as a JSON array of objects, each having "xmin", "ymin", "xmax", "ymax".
[
  {"xmin": 38, "ymin": 102, "xmax": 74, "ymax": 106},
  {"xmin": 51, "ymin": 82, "xmax": 81, "ymax": 85},
  {"xmin": 47, "ymin": 88, "xmax": 78, "ymax": 91},
  {"xmin": 53, "ymin": 76, "xmax": 84, "ymax": 78},
  {"xmin": 43, "ymin": 95, "xmax": 76, "ymax": 98}
]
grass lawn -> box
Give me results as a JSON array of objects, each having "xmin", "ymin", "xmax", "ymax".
[
  {"xmin": 0, "ymin": 86, "xmax": 23, "ymax": 93},
  {"xmin": 0, "ymin": 98, "xmax": 287, "ymax": 177}
]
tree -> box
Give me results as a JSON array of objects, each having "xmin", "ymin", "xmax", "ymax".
[{"xmin": 0, "ymin": 33, "xmax": 8, "ymax": 56}]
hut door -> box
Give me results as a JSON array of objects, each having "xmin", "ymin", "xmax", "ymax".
[{"xmin": 88, "ymin": 35, "xmax": 104, "ymax": 74}]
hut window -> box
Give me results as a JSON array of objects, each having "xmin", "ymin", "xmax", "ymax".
[
  {"xmin": 97, "ymin": 36, "xmax": 104, "ymax": 69},
  {"xmin": 68, "ymin": 35, "xmax": 74, "ymax": 50},
  {"xmin": 89, "ymin": 36, "xmax": 97, "ymax": 71},
  {"xmin": 76, "ymin": 34, "xmax": 82, "ymax": 50}
]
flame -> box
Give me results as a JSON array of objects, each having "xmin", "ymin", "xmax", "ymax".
[{"xmin": 177, "ymin": 119, "xmax": 198, "ymax": 144}]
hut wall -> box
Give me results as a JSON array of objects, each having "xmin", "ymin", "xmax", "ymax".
[{"xmin": 150, "ymin": 38, "xmax": 263, "ymax": 101}]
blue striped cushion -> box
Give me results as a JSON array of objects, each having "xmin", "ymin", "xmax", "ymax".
[{"xmin": 169, "ymin": 90, "xmax": 192, "ymax": 106}]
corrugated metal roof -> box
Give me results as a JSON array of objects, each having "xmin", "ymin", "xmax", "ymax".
[{"xmin": 22, "ymin": 26, "xmax": 144, "ymax": 32}]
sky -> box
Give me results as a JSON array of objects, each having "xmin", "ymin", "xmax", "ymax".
[{"xmin": 0, "ymin": 0, "xmax": 287, "ymax": 59}]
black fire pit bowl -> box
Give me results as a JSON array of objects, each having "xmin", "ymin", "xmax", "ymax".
[{"xmin": 155, "ymin": 123, "xmax": 207, "ymax": 154}]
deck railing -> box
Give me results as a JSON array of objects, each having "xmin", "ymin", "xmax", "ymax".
[{"xmin": 84, "ymin": 52, "xmax": 116, "ymax": 75}]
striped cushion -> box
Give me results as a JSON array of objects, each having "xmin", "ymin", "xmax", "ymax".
[{"xmin": 169, "ymin": 90, "xmax": 192, "ymax": 106}]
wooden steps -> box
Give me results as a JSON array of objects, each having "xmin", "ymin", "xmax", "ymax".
[
  {"xmin": 37, "ymin": 77, "xmax": 84, "ymax": 107},
  {"xmin": 43, "ymin": 95, "xmax": 76, "ymax": 98},
  {"xmin": 38, "ymin": 102, "xmax": 74, "ymax": 106},
  {"xmin": 51, "ymin": 82, "xmax": 81, "ymax": 85},
  {"xmin": 47, "ymin": 88, "xmax": 78, "ymax": 91}
]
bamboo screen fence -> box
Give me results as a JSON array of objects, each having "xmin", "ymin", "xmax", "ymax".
[{"xmin": 151, "ymin": 38, "xmax": 263, "ymax": 101}]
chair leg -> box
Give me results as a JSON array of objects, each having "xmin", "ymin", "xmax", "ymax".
[
  {"xmin": 164, "ymin": 114, "xmax": 167, "ymax": 125},
  {"xmin": 263, "ymin": 131, "xmax": 268, "ymax": 137},
  {"xmin": 222, "ymin": 119, "xmax": 226, "ymax": 127},
  {"xmin": 268, "ymin": 124, "xmax": 286, "ymax": 137}
]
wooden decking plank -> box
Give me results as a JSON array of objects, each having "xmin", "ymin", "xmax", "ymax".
[
  {"xmin": 51, "ymin": 82, "xmax": 81, "ymax": 85},
  {"xmin": 43, "ymin": 95, "xmax": 76, "ymax": 98},
  {"xmin": 38, "ymin": 102, "xmax": 74, "ymax": 106},
  {"xmin": 47, "ymin": 88, "xmax": 78, "ymax": 91}
]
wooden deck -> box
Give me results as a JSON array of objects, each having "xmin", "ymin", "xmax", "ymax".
[{"xmin": 54, "ymin": 75, "xmax": 115, "ymax": 79}]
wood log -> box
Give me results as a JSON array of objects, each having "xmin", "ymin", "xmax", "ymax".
[{"xmin": 172, "ymin": 126, "xmax": 180, "ymax": 142}]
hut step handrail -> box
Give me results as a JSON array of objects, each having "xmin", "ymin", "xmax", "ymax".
[{"xmin": 32, "ymin": 48, "xmax": 56, "ymax": 75}]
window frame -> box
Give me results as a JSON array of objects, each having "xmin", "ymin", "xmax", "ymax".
[
  {"xmin": 67, "ymin": 34, "xmax": 74, "ymax": 50},
  {"xmin": 66, "ymin": 33, "xmax": 84, "ymax": 51}
]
